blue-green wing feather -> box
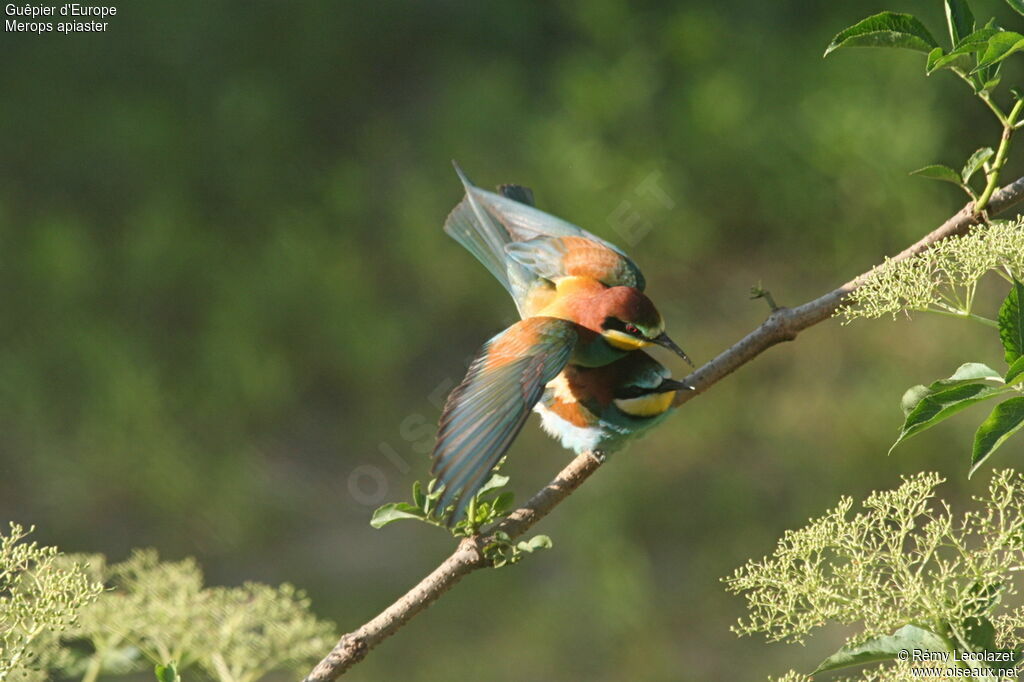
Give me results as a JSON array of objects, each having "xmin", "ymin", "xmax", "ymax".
[
  {"xmin": 444, "ymin": 166, "xmax": 537, "ymax": 313},
  {"xmin": 505, "ymin": 235, "xmax": 646, "ymax": 289},
  {"xmin": 444, "ymin": 164, "xmax": 645, "ymax": 312},
  {"xmin": 431, "ymin": 318, "xmax": 577, "ymax": 524},
  {"xmin": 444, "ymin": 196, "xmax": 517, "ymax": 297},
  {"xmin": 453, "ymin": 167, "xmax": 632, "ymax": 261}
]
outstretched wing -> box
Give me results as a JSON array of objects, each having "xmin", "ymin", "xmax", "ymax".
[
  {"xmin": 444, "ymin": 165, "xmax": 646, "ymax": 313},
  {"xmin": 452, "ymin": 166, "xmax": 614, "ymax": 246},
  {"xmin": 444, "ymin": 193, "xmax": 519, "ymax": 298},
  {"xmin": 457, "ymin": 167, "xmax": 646, "ymax": 289},
  {"xmin": 505, "ymin": 235, "xmax": 646, "ymax": 290},
  {"xmin": 431, "ymin": 317, "xmax": 577, "ymax": 524}
]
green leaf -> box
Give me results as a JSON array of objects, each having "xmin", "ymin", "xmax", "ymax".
[
  {"xmin": 955, "ymin": 614, "xmax": 1011, "ymax": 673},
  {"xmin": 958, "ymin": 23, "xmax": 1001, "ymax": 49},
  {"xmin": 980, "ymin": 69, "xmax": 1003, "ymax": 93},
  {"xmin": 932, "ymin": 362, "xmax": 1004, "ymax": 389},
  {"xmin": 945, "ymin": 0, "xmax": 975, "ymax": 46},
  {"xmin": 477, "ymin": 472, "xmax": 510, "ymax": 497},
  {"xmin": 425, "ymin": 477, "xmax": 443, "ymax": 500},
  {"xmin": 962, "ymin": 147, "xmax": 995, "ymax": 183},
  {"xmin": 999, "ymin": 279, "xmax": 1024, "ymax": 364},
  {"xmin": 968, "ymin": 580, "xmax": 1005, "ymax": 612},
  {"xmin": 900, "ymin": 363, "xmax": 1004, "ymax": 416},
  {"xmin": 971, "ymin": 397, "xmax": 1024, "ymax": 475},
  {"xmin": 1006, "ymin": 356, "xmax": 1024, "ymax": 385},
  {"xmin": 370, "ymin": 502, "xmax": 424, "ymax": 528},
  {"xmin": 927, "ymin": 25, "xmax": 1000, "ymax": 74},
  {"xmin": 412, "ymin": 480, "xmax": 426, "ymax": 511},
  {"xmin": 813, "ymin": 624, "xmax": 950, "ymax": 674},
  {"xmin": 927, "ymin": 50, "xmax": 970, "ymax": 74},
  {"xmin": 901, "ymin": 384, "xmax": 932, "ymax": 416},
  {"xmin": 516, "ymin": 535, "xmax": 553, "ymax": 553},
  {"xmin": 961, "ymin": 615, "xmax": 999, "ymax": 652},
  {"xmin": 974, "ymin": 31, "xmax": 1024, "ymax": 72},
  {"xmin": 1006, "ymin": 0, "xmax": 1024, "ymax": 17},
  {"xmin": 909, "ymin": 164, "xmax": 965, "ymax": 186},
  {"xmin": 492, "ymin": 490, "xmax": 516, "ymax": 515},
  {"xmin": 155, "ymin": 662, "xmax": 180, "ymax": 682},
  {"xmin": 891, "ymin": 382, "xmax": 1010, "ymax": 454},
  {"xmin": 825, "ymin": 12, "xmax": 939, "ymax": 57},
  {"xmin": 929, "ymin": 47, "xmax": 966, "ymax": 75}
]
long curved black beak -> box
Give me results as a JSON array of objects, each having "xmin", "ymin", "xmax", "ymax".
[
  {"xmin": 653, "ymin": 332, "xmax": 694, "ymax": 368},
  {"xmin": 653, "ymin": 378, "xmax": 695, "ymax": 394}
]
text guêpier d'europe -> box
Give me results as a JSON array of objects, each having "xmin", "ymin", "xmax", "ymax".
[{"xmin": 5, "ymin": 3, "xmax": 116, "ymax": 33}]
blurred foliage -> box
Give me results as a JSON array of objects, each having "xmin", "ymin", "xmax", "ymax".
[
  {"xmin": 0, "ymin": 528, "xmax": 333, "ymax": 682},
  {"xmin": 3, "ymin": 0, "xmax": 1024, "ymax": 680},
  {"xmin": 74, "ymin": 549, "xmax": 336, "ymax": 682}
]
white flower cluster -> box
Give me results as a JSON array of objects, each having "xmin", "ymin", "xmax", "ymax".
[
  {"xmin": 841, "ymin": 219, "xmax": 1024, "ymax": 323},
  {"xmin": 727, "ymin": 471, "xmax": 1024, "ymax": 681}
]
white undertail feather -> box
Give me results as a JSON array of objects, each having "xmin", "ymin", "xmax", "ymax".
[{"xmin": 533, "ymin": 403, "xmax": 604, "ymax": 454}]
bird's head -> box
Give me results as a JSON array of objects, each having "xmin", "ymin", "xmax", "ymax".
[
  {"xmin": 609, "ymin": 352, "xmax": 694, "ymax": 416},
  {"xmin": 593, "ymin": 286, "xmax": 693, "ymax": 366}
]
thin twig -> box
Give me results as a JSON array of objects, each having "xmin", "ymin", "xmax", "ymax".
[{"xmin": 303, "ymin": 177, "xmax": 1024, "ymax": 682}]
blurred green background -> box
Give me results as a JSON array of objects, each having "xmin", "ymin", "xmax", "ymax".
[{"xmin": 3, "ymin": 0, "xmax": 1024, "ymax": 679}]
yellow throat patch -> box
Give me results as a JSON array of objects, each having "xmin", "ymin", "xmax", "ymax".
[
  {"xmin": 614, "ymin": 391, "xmax": 675, "ymax": 417},
  {"xmin": 601, "ymin": 329, "xmax": 654, "ymax": 351}
]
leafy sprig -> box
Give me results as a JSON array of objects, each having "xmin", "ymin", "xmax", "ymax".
[
  {"xmin": 826, "ymin": 1, "xmax": 1024, "ymax": 211},
  {"xmin": 370, "ymin": 474, "xmax": 553, "ymax": 567},
  {"xmin": 371, "ymin": 473, "xmax": 514, "ymax": 536},
  {"xmin": 840, "ymin": 218, "xmax": 1024, "ymax": 473},
  {"xmin": 836, "ymin": 216, "xmax": 1024, "ymax": 472}
]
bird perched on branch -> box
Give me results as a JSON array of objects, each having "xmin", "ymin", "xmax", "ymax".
[{"xmin": 431, "ymin": 166, "xmax": 692, "ymax": 523}]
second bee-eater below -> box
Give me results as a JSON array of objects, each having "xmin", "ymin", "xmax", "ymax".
[{"xmin": 535, "ymin": 350, "xmax": 692, "ymax": 456}]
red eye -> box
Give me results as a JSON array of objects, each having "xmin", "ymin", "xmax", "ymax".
[{"xmin": 625, "ymin": 324, "xmax": 640, "ymax": 335}]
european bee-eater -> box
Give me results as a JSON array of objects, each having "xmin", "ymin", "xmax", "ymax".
[
  {"xmin": 535, "ymin": 350, "xmax": 691, "ymax": 456},
  {"xmin": 431, "ymin": 166, "xmax": 691, "ymax": 522}
]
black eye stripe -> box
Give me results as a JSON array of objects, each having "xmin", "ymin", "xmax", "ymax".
[
  {"xmin": 602, "ymin": 316, "xmax": 626, "ymax": 332},
  {"xmin": 602, "ymin": 317, "xmax": 644, "ymax": 337}
]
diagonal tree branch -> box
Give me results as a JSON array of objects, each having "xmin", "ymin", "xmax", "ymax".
[{"xmin": 304, "ymin": 178, "xmax": 1024, "ymax": 682}]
